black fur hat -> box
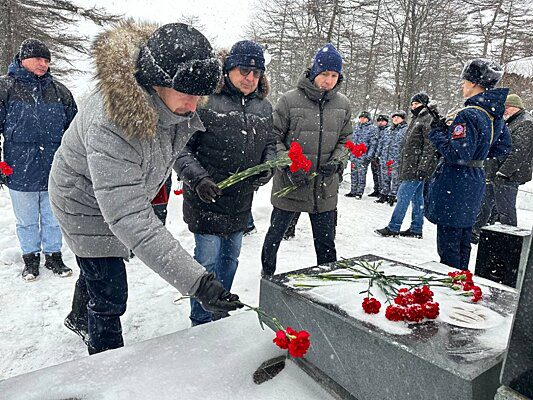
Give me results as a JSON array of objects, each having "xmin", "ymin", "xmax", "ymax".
[
  {"xmin": 461, "ymin": 58, "xmax": 503, "ymax": 89},
  {"xmin": 376, "ymin": 114, "xmax": 389, "ymax": 122},
  {"xmin": 136, "ymin": 23, "xmax": 221, "ymax": 95},
  {"xmin": 410, "ymin": 92, "xmax": 429, "ymax": 105}
]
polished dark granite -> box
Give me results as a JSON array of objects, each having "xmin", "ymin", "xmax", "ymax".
[
  {"xmin": 476, "ymin": 225, "xmax": 531, "ymax": 288},
  {"xmin": 500, "ymin": 240, "xmax": 533, "ymax": 398},
  {"xmin": 260, "ymin": 254, "xmax": 518, "ymax": 400}
]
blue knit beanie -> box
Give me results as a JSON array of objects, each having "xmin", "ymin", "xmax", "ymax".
[
  {"xmin": 309, "ymin": 43, "xmax": 343, "ymax": 81},
  {"xmin": 224, "ymin": 40, "xmax": 265, "ymax": 71}
]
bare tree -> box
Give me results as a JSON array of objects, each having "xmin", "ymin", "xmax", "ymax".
[{"xmin": 0, "ymin": 0, "xmax": 121, "ymax": 75}]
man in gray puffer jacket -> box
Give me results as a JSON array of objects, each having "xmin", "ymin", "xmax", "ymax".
[
  {"xmin": 49, "ymin": 21, "xmax": 242, "ymax": 354},
  {"xmin": 261, "ymin": 43, "xmax": 352, "ymax": 276}
]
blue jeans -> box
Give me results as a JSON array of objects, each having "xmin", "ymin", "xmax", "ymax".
[
  {"xmin": 9, "ymin": 189, "xmax": 62, "ymax": 254},
  {"xmin": 247, "ymin": 213, "xmax": 255, "ymax": 229},
  {"xmin": 387, "ymin": 180, "xmax": 424, "ymax": 233},
  {"xmin": 76, "ymin": 256, "xmax": 128, "ymax": 354},
  {"xmin": 190, "ymin": 232, "xmax": 243, "ymax": 326}
]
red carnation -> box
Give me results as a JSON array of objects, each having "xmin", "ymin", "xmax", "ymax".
[
  {"xmin": 406, "ymin": 304, "xmax": 424, "ymax": 322},
  {"xmin": 287, "ymin": 329, "xmax": 311, "ymax": 358},
  {"xmin": 173, "ymin": 189, "xmax": 183, "ymax": 195},
  {"xmin": 273, "ymin": 330, "xmax": 290, "ymax": 349},
  {"xmin": 471, "ymin": 286, "xmax": 483, "ymax": 302},
  {"xmin": 0, "ymin": 161, "xmax": 13, "ymax": 176},
  {"xmin": 344, "ymin": 141, "xmax": 368, "ymax": 158},
  {"xmin": 386, "ymin": 159, "xmax": 394, "ymax": 167},
  {"xmin": 362, "ymin": 297, "xmax": 381, "ymax": 314},
  {"xmin": 413, "ymin": 285, "xmax": 434, "ymax": 304},
  {"xmin": 422, "ymin": 302, "xmax": 440, "ymax": 319},
  {"xmin": 394, "ymin": 291, "xmax": 415, "ymax": 306},
  {"xmin": 288, "ymin": 142, "xmax": 312, "ymax": 173},
  {"xmin": 385, "ymin": 304, "xmax": 406, "ymax": 321}
]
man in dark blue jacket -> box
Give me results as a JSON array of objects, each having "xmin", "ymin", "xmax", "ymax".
[
  {"xmin": 0, "ymin": 39, "xmax": 77, "ymax": 281},
  {"xmin": 426, "ymin": 58, "xmax": 511, "ymax": 270}
]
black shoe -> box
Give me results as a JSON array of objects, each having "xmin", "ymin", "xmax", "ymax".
[
  {"xmin": 22, "ymin": 253, "xmax": 40, "ymax": 281},
  {"xmin": 387, "ymin": 195, "xmax": 397, "ymax": 206},
  {"xmin": 368, "ymin": 190, "xmax": 380, "ymax": 198},
  {"xmin": 64, "ymin": 313, "xmax": 89, "ymax": 345},
  {"xmin": 45, "ymin": 252, "xmax": 73, "ymax": 277},
  {"xmin": 399, "ymin": 229, "xmax": 423, "ymax": 239},
  {"xmin": 375, "ymin": 227, "xmax": 399, "ymax": 237},
  {"xmin": 374, "ymin": 195, "xmax": 388, "ymax": 204},
  {"xmin": 345, "ymin": 192, "xmax": 359, "ymax": 197},
  {"xmin": 243, "ymin": 225, "xmax": 257, "ymax": 236}
]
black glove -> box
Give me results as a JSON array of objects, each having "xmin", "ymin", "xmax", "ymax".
[
  {"xmin": 195, "ymin": 177, "xmax": 223, "ymax": 203},
  {"xmin": 193, "ymin": 272, "xmax": 243, "ymax": 313},
  {"xmin": 430, "ymin": 116, "xmax": 447, "ymax": 131},
  {"xmin": 252, "ymin": 169, "xmax": 273, "ymax": 189},
  {"xmin": 286, "ymin": 169, "xmax": 308, "ymax": 187},
  {"xmin": 415, "ymin": 170, "xmax": 426, "ymax": 180},
  {"xmin": 318, "ymin": 163, "xmax": 338, "ymax": 177},
  {"xmin": 371, "ymin": 157, "xmax": 380, "ymax": 167}
]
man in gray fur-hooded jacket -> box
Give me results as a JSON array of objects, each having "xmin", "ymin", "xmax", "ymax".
[{"xmin": 48, "ymin": 21, "xmax": 242, "ymax": 354}]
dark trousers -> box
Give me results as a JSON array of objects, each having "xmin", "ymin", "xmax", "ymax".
[
  {"xmin": 76, "ymin": 256, "xmax": 128, "ymax": 354},
  {"xmin": 473, "ymin": 182, "xmax": 519, "ymax": 236},
  {"xmin": 371, "ymin": 159, "xmax": 380, "ymax": 192},
  {"xmin": 261, "ymin": 207, "xmax": 337, "ymax": 276},
  {"xmin": 436, "ymin": 225, "xmax": 472, "ymax": 270}
]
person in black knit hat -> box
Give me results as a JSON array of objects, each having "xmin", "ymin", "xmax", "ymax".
[
  {"xmin": 19, "ymin": 38, "xmax": 51, "ymax": 61},
  {"xmin": 49, "ymin": 21, "xmax": 242, "ymax": 354},
  {"xmin": 1, "ymin": 37, "xmax": 76, "ymax": 282}
]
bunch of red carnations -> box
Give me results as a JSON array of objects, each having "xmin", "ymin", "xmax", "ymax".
[
  {"xmin": 289, "ymin": 260, "xmax": 483, "ymax": 324},
  {"xmin": 241, "ymin": 302, "xmax": 311, "ymax": 358},
  {"xmin": 274, "ymin": 140, "xmax": 367, "ymax": 197},
  {"xmin": 216, "ymin": 142, "xmax": 310, "ymax": 190},
  {"xmin": 0, "ymin": 161, "xmax": 13, "ymax": 189}
]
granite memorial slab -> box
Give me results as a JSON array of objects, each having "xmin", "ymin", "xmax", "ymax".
[
  {"xmin": 499, "ymin": 237, "xmax": 533, "ymax": 398},
  {"xmin": 475, "ymin": 225, "xmax": 531, "ymax": 288},
  {"xmin": 259, "ymin": 254, "xmax": 518, "ymax": 400},
  {"xmin": 0, "ymin": 313, "xmax": 335, "ymax": 400}
]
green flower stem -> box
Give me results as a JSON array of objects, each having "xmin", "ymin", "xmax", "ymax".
[
  {"xmin": 217, "ymin": 154, "xmax": 290, "ymax": 190},
  {"xmin": 237, "ymin": 301, "xmax": 286, "ymax": 332}
]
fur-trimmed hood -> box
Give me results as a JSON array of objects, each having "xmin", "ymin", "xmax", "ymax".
[
  {"xmin": 211, "ymin": 49, "xmax": 270, "ymax": 99},
  {"xmin": 92, "ymin": 20, "xmax": 160, "ymax": 138}
]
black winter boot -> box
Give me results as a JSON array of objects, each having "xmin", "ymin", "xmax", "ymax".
[
  {"xmin": 387, "ymin": 195, "xmax": 397, "ymax": 206},
  {"xmin": 399, "ymin": 229, "xmax": 423, "ymax": 239},
  {"xmin": 22, "ymin": 253, "xmax": 40, "ymax": 281},
  {"xmin": 374, "ymin": 194, "xmax": 388, "ymax": 204},
  {"xmin": 375, "ymin": 227, "xmax": 399, "ymax": 237},
  {"xmin": 44, "ymin": 252, "xmax": 73, "ymax": 277},
  {"xmin": 368, "ymin": 190, "xmax": 380, "ymax": 197},
  {"xmin": 64, "ymin": 279, "xmax": 90, "ymax": 344}
]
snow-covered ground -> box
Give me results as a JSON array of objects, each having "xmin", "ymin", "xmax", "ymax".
[{"xmin": 1, "ymin": 173, "xmax": 532, "ymax": 381}]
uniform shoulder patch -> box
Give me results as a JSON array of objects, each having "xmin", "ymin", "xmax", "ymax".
[{"xmin": 451, "ymin": 123, "xmax": 466, "ymax": 140}]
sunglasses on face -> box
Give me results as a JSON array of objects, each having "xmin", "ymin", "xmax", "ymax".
[{"xmin": 238, "ymin": 66, "xmax": 263, "ymax": 78}]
